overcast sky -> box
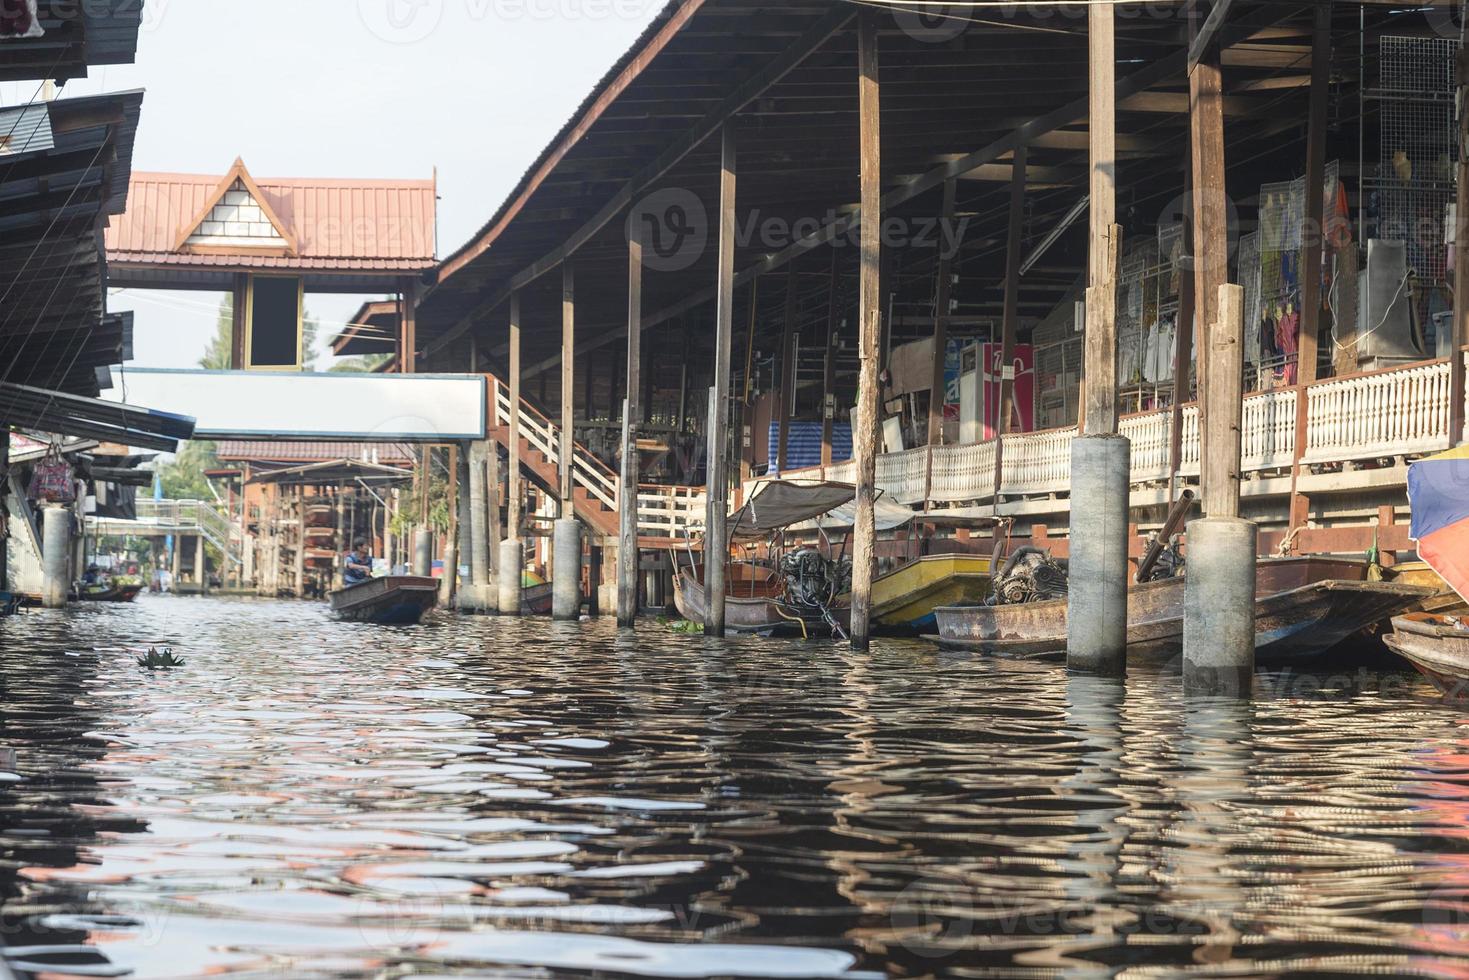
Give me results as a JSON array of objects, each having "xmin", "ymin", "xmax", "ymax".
[{"xmin": 1, "ymin": 0, "xmax": 663, "ymax": 369}]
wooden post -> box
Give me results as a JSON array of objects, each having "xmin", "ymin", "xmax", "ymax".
[
  {"xmin": 230, "ymin": 273, "xmax": 248, "ymax": 370},
  {"xmin": 295, "ymin": 486, "xmax": 306, "ymax": 598},
  {"xmin": 508, "ymin": 293, "xmax": 522, "ymax": 540},
  {"xmin": 993, "ymin": 144, "xmax": 1028, "ymax": 502},
  {"xmin": 821, "ymin": 248, "xmax": 840, "ymax": 468},
  {"xmin": 487, "ymin": 451, "xmax": 502, "ymax": 573},
  {"xmin": 1169, "ymin": 209, "xmax": 1195, "ymax": 492},
  {"xmin": 561, "ymin": 263, "xmax": 575, "ymax": 507},
  {"xmin": 446, "ymin": 443, "xmax": 460, "ymax": 603},
  {"xmin": 1454, "ymin": 38, "xmax": 1469, "ymax": 446},
  {"xmin": 928, "ymin": 178, "xmax": 957, "ymax": 447},
  {"xmin": 619, "ymin": 231, "xmax": 643, "ymax": 627},
  {"xmin": 704, "ymin": 123, "xmax": 738, "ymax": 637},
  {"xmin": 399, "ymin": 278, "xmax": 418, "ymax": 374},
  {"xmin": 1189, "ymin": 3, "xmax": 1226, "ymax": 462},
  {"xmin": 777, "ymin": 261, "xmax": 799, "ymax": 473},
  {"xmin": 1202, "ymin": 285, "xmax": 1246, "ymax": 518},
  {"xmin": 851, "ymin": 10, "xmax": 881, "ymax": 651},
  {"xmin": 0, "ymin": 430, "xmax": 7, "ymax": 592},
  {"xmin": 1288, "ymin": 1, "xmax": 1332, "ymax": 533}
]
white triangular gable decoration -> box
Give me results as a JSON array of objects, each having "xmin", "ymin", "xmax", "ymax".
[{"xmin": 185, "ymin": 179, "xmax": 289, "ymax": 248}]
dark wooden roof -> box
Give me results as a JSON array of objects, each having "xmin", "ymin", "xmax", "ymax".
[
  {"xmin": 0, "ymin": 1, "xmax": 146, "ymax": 83},
  {"xmin": 414, "ymin": 0, "xmax": 1437, "ymax": 382}
]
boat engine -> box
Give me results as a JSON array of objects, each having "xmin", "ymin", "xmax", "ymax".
[
  {"xmin": 779, "ymin": 548, "xmax": 850, "ymax": 609},
  {"xmin": 990, "ymin": 546, "xmax": 1069, "ymax": 605}
]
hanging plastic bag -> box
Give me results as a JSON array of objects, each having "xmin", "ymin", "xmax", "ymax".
[{"xmin": 28, "ymin": 446, "xmax": 75, "ymax": 503}]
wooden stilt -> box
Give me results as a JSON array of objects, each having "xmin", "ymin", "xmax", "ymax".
[
  {"xmin": 851, "ymin": 11, "xmax": 882, "ymax": 651},
  {"xmin": 1288, "ymin": 1, "xmax": 1332, "ymax": 535},
  {"xmin": 619, "ymin": 231, "xmax": 643, "ymax": 627},
  {"xmin": 928, "ymin": 179, "xmax": 957, "ymax": 448},
  {"xmin": 295, "ymin": 486, "xmax": 306, "ymax": 599},
  {"xmin": 1189, "ymin": 5, "xmax": 1227, "ymax": 470},
  {"xmin": 993, "ymin": 143, "xmax": 1028, "ymax": 503},
  {"xmin": 821, "ymin": 249, "xmax": 840, "ymax": 469},
  {"xmin": 777, "ymin": 261, "xmax": 799, "ymax": 474},
  {"xmin": 704, "ymin": 123, "xmax": 738, "ymax": 637},
  {"xmin": 561, "ymin": 263, "xmax": 575, "ymax": 508},
  {"xmin": 508, "ymin": 293, "xmax": 522, "ymax": 541},
  {"xmin": 399, "ymin": 278, "xmax": 418, "ymax": 374},
  {"xmin": 1455, "ymin": 39, "xmax": 1469, "ymax": 446},
  {"xmin": 1202, "ymin": 285, "xmax": 1246, "ymax": 518}
]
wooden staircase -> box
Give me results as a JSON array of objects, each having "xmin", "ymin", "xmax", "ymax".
[{"xmin": 484, "ymin": 374, "xmax": 619, "ymax": 539}]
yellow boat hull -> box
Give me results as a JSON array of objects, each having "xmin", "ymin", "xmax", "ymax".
[{"xmin": 870, "ymin": 554, "xmax": 992, "ymax": 630}]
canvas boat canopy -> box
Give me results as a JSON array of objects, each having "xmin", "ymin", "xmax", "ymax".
[{"xmin": 729, "ymin": 481, "xmax": 855, "ymax": 539}]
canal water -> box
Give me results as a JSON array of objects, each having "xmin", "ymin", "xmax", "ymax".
[{"xmin": 3, "ymin": 598, "xmax": 1469, "ymax": 978}]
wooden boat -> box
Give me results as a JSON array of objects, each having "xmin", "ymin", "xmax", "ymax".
[
  {"xmin": 78, "ymin": 583, "xmax": 143, "ymax": 603},
  {"xmin": 931, "ymin": 556, "xmax": 1436, "ymax": 664},
  {"xmin": 328, "ymin": 575, "xmax": 438, "ymax": 625},
  {"xmin": 1384, "ymin": 613, "xmax": 1469, "ymax": 691},
  {"xmin": 673, "ymin": 561, "xmax": 847, "ymax": 637},
  {"xmin": 871, "ymin": 553, "xmax": 991, "ymax": 632},
  {"xmin": 522, "ymin": 582, "xmax": 554, "ymax": 616},
  {"xmin": 1386, "ymin": 560, "xmax": 1466, "ymax": 615}
]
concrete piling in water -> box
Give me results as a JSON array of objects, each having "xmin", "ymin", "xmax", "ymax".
[
  {"xmin": 498, "ymin": 538, "xmax": 522, "ymax": 615},
  {"xmin": 552, "ymin": 518, "xmax": 581, "ymax": 620},
  {"xmin": 1065, "ymin": 434, "xmax": 1130, "ymax": 676},
  {"xmin": 1182, "ymin": 517, "xmax": 1257, "ymax": 696},
  {"xmin": 42, "ymin": 505, "xmax": 70, "ymax": 609},
  {"xmin": 412, "ymin": 529, "xmax": 432, "ymax": 578}
]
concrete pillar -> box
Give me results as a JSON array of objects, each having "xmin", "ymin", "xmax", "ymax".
[
  {"xmin": 498, "ymin": 538, "xmax": 523, "ymax": 615},
  {"xmin": 467, "ymin": 442, "xmax": 490, "ymax": 611},
  {"xmin": 552, "ymin": 518, "xmax": 581, "ymax": 620},
  {"xmin": 42, "ymin": 505, "xmax": 70, "ymax": 609},
  {"xmin": 413, "ymin": 528, "xmax": 432, "ymax": 578},
  {"xmin": 1065, "ymin": 435, "xmax": 1130, "ymax": 676},
  {"xmin": 440, "ymin": 540, "xmax": 458, "ymax": 607},
  {"xmin": 1183, "ymin": 518, "xmax": 1257, "ymax": 696}
]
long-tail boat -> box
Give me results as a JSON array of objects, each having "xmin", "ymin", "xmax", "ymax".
[
  {"xmin": 931, "ymin": 556, "xmax": 1434, "ymax": 664},
  {"xmin": 328, "ymin": 575, "xmax": 438, "ymax": 625},
  {"xmin": 1385, "ymin": 613, "xmax": 1469, "ymax": 691}
]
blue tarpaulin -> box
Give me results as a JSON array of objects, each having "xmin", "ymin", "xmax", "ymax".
[{"xmin": 767, "ymin": 421, "xmax": 852, "ymax": 475}]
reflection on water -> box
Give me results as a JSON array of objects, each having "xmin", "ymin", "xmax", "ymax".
[{"xmin": 3, "ymin": 597, "xmax": 1469, "ymax": 977}]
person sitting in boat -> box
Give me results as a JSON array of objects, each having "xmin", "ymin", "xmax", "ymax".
[
  {"xmin": 83, "ymin": 564, "xmax": 108, "ymax": 587},
  {"xmin": 343, "ymin": 539, "xmax": 374, "ymax": 586}
]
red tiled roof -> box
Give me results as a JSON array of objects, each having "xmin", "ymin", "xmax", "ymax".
[
  {"xmin": 105, "ymin": 163, "xmax": 436, "ymax": 272},
  {"xmin": 216, "ymin": 441, "xmax": 415, "ymax": 464}
]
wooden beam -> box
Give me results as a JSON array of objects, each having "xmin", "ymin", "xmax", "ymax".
[
  {"xmin": 1202, "ymin": 284, "xmax": 1246, "ymax": 518},
  {"xmin": 928, "ymin": 178, "xmax": 956, "ymax": 447},
  {"xmin": 424, "ymin": 6, "xmax": 855, "ymax": 357},
  {"xmin": 230, "ymin": 273, "xmax": 247, "ymax": 370},
  {"xmin": 851, "ymin": 10, "xmax": 881, "ymax": 651},
  {"xmin": 994, "ymin": 142, "xmax": 1028, "ymax": 499},
  {"xmin": 1083, "ymin": 0, "xmax": 1120, "ymax": 438},
  {"xmin": 1187, "ymin": 0, "xmax": 1236, "ymax": 72},
  {"xmin": 1289, "ymin": 1, "xmax": 1332, "ymax": 532},
  {"xmin": 507, "ymin": 292, "xmax": 522, "ymax": 541},
  {"xmin": 777, "ymin": 260, "xmax": 798, "ymax": 473},
  {"xmin": 1453, "ymin": 40, "xmax": 1469, "ymax": 447},
  {"xmin": 399, "ymin": 278, "xmax": 418, "ymax": 374},
  {"xmin": 560, "ymin": 262, "xmax": 575, "ymax": 505},
  {"xmin": 618, "ymin": 231, "xmax": 642, "ymax": 627},
  {"xmin": 822, "ymin": 248, "xmax": 840, "ymax": 468},
  {"xmin": 704, "ymin": 123, "xmax": 737, "ymax": 637},
  {"xmin": 1190, "ymin": 7, "xmax": 1227, "ymax": 464}
]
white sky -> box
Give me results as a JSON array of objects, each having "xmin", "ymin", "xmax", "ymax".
[{"xmin": 1, "ymin": 0, "xmax": 664, "ymax": 369}]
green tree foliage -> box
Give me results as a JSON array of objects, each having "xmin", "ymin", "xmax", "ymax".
[
  {"xmin": 329, "ymin": 353, "xmax": 391, "ymax": 373},
  {"xmin": 156, "ymin": 439, "xmax": 219, "ymax": 501},
  {"xmin": 200, "ymin": 295, "xmax": 320, "ymax": 371}
]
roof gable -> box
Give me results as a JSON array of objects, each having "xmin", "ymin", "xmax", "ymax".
[{"xmin": 174, "ymin": 158, "xmax": 296, "ymax": 255}]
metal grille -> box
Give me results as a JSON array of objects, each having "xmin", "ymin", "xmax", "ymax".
[{"xmin": 1371, "ymin": 35, "xmax": 1458, "ymax": 286}]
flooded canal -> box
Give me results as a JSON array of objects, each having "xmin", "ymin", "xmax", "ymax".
[{"xmin": 4, "ymin": 598, "xmax": 1469, "ymax": 977}]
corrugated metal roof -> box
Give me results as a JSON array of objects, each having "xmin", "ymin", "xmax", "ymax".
[
  {"xmin": 105, "ymin": 166, "xmax": 437, "ymax": 272},
  {"xmin": 216, "ymin": 441, "xmax": 416, "ymax": 464},
  {"xmin": 0, "ymin": 104, "xmax": 53, "ymax": 156}
]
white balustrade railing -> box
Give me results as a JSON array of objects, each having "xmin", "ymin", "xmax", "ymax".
[
  {"xmin": 999, "ymin": 427, "xmax": 1076, "ymax": 496},
  {"xmin": 876, "ymin": 446, "xmax": 929, "ymax": 504},
  {"xmin": 1121, "ymin": 411, "xmax": 1170, "ymax": 483},
  {"xmin": 492, "ymin": 377, "xmax": 619, "ymax": 513},
  {"xmin": 1301, "ymin": 360, "xmax": 1451, "ymax": 464},
  {"xmin": 930, "ymin": 441, "xmax": 996, "ymax": 502},
  {"xmin": 1241, "ymin": 389, "xmax": 1296, "ymax": 471}
]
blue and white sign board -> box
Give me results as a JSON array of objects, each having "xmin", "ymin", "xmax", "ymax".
[{"xmin": 109, "ymin": 369, "xmax": 485, "ymax": 442}]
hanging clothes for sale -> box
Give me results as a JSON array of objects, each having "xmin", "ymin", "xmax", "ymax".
[{"xmin": 1277, "ymin": 305, "xmax": 1301, "ymax": 384}]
